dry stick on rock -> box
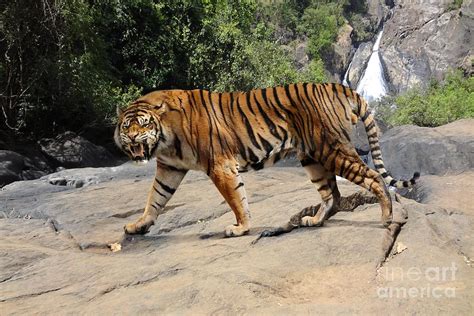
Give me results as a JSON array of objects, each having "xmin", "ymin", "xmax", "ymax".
[
  {"xmin": 252, "ymin": 190, "xmax": 380, "ymax": 244},
  {"xmin": 252, "ymin": 190, "xmax": 407, "ymax": 268}
]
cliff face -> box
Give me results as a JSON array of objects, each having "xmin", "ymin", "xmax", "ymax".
[
  {"xmin": 334, "ymin": 0, "xmax": 472, "ymax": 93},
  {"xmin": 381, "ymin": 0, "xmax": 473, "ymax": 93}
]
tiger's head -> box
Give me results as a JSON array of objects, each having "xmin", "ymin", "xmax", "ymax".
[{"xmin": 115, "ymin": 92, "xmax": 176, "ymax": 164}]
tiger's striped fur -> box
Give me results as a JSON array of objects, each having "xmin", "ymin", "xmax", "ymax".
[{"xmin": 115, "ymin": 83, "xmax": 419, "ymax": 236}]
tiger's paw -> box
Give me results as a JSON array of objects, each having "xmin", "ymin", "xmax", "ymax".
[
  {"xmin": 124, "ymin": 216, "xmax": 155, "ymax": 235},
  {"xmin": 382, "ymin": 214, "xmax": 393, "ymax": 228},
  {"xmin": 301, "ymin": 215, "xmax": 324, "ymax": 227},
  {"xmin": 224, "ymin": 224, "xmax": 250, "ymax": 237}
]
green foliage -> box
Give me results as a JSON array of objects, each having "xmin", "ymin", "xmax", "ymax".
[
  {"xmin": 299, "ymin": 59, "xmax": 328, "ymax": 83},
  {"xmin": 0, "ymin": 0, "xmax": 341, "ymax": 140},
  {"xmin": 447, "ymin": 0, "xmax": 463, "ymax": 10},
  {"xmin": 298, "ymin": 2, "xmax": 346, "ymax": 57},
  {"xmin": 348, "ymin": 12, "xmax": 373, "ymax": 42},
  {"xmin": 376, "ymin": 71, "xmax": 474, "ymax": 127}
]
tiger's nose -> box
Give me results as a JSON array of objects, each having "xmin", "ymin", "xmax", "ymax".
[{"xmin": 128, "ymin": 131, "xmax": 139, "ymax": 141}]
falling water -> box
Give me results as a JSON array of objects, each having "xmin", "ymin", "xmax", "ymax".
[
  {"xmin": 342, "ymin": 59, "xmax": 353, "ymax": 87},
  {"xmin": 355, "ymin": 31, "xmax": 388, "ymax": 102}
]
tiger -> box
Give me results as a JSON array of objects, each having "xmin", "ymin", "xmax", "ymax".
[{"xmin": 115, "ymin": 83, "xmax": 419, "ymax": 237}]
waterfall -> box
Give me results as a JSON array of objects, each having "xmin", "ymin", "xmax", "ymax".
[
  {"xmin": 355, "ymin": 31, "xmax": 388, "ymax": 102},
  {"xmin": 342, "ymin": 59, "xmax": 352, "ymax": 87}
]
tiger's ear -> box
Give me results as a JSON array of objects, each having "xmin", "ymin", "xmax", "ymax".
[{"xmin": 152, "ymin": 102, "xmax": 168, "ymax": 115}]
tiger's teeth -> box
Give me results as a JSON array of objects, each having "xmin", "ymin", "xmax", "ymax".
[{"xmin": 133, "ymin": 159, "xmax": 148, "ymax": 166}]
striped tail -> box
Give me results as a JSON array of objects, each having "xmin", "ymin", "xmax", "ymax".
[{"xmin": 355, "ymin": 94, "xmax": 420, "ymax": 189}]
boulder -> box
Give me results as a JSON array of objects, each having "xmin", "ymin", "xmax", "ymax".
[
  {"xmin": 380, "ymin": 119, "xmax": 474, "ymax": 178},
  {"xmin": 381, "ymin": 1, "xmax": 473, "ymax": 93},
  {"xmin": 346, "ymin": 41, "xmax": 373, "ymax": 88},
  {"xmin": 294, "ymin": 41, "xmax": 309, "ymax": 71},
  {"xmin": 38, "ymin": 131, "xmax": 118, "ymax": 169},
  {"xmin": 0, "ymin": 150, "xmax": 48, "ymax": 187},
  {"xmin": 405, "ymin": 172, "xmax": 474, "ymax": 214}
]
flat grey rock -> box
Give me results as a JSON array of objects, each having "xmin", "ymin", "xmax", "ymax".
[{"xmin": 0, "ymin": 161, "xmax": 472, "ymax": 314}]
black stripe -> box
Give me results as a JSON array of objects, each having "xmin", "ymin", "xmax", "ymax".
[
  {"xmin": 356, "ymin": 93, "xmax": 363, "ymax": 114},
  {"xmin": 153, "ymin": 185, "xmax": 167, "ymax": 198},
  {"xmin": 235, "ymin": 182, "xmax": 244, "ymax": 190},
  {"xmin": 300, "ymin": 157, "xmax": 317, "ymax": 167},
  {"xmin": 273, "ymin": 152, "xmax": 281, "ymax": 164},
  {"xmin": 369, "ymin": 139, "xmax": 378, "ymax": 146},
  {"xmin": 319, "ymin": 85, "xmax": 347, "ymax": 140},
  {"xmin": 366, "ymin": 121, "xmax": 375, "ymax": 132},
  {"xmin": 248, "ymin": 147, "xmax": 259, "ymax": 163},
  {"xmin": 254, "ymin": 92, "xmax": 282, "ymax": 140},
  {"xmin": 374, "ymin": 163, "xmax": 385, "ymax": 170},
  {"xmin": 389, "ymin": 179, "xmax": 397, "ymax": 187},
  {"xmin": 229, "ymin": 93, "xmax": 235, "ymax": 115},
  {"xmin": 157, "ymin": 179, "xmax": 176, "ymax": 194},
  {"xmin": 199, "ymin": 90, "xmax": 215, "ymax": 172},
  {"xmin": 272, "ymin": 87, "xmax": 291, "ymax": 116},
  {"xmin": 318, "ymin": 133, "xmax": 326, "ymax": 161},
  {"xmin": 246, "ymin": 91, "xmax": 256, "ymax": 115},
  {"xmin": 158, "ymin": 163, "xmax": 187, "ymax": 173},
  {"xmin": 311, "ymin": 177, "xmax": 324, "ymax": 183},
  {"xmin": 235, "ymin": 137, "xmax": 247, "ymax": 160},
  {"xmin": 303, "ymin": 83, "xmax": 326, "ymax": 151},
  {"xmin": 236, "ymin": 97, "xmax": 262, "ymax": 150},
  {"xmin": 361, "ymin": 111, "xmax": 370, "ymax": 122},
  {"xmin": 317, "ymin": 184, "xmax": 330, "ymax": 192},
  {"xmin": 329, "ymin": 148, "xmax": 339, "ymax": 172},
  {"xmin": 218, "ymin": 93, "xmax": 228, "ymax": 126},
  {"xmin": 339, "ymin": 158, "xmax": 347, "ymax": 177},
  {"xmin": 328, "ymin": 83, "xmax": 350, "ymax": 124},
  {"xmin": 251, "ymin": 161, "xmax": 264, "ymax": 170},
  {"xmin": 263, "ymin": 88, "xmax": 286, "ymax": 121},
  {"xmin": 347, "ymin": 164, "xmax": 360, "ymax": 182},
  {"xmin": 206, "ymin": 90, "xmax": 226, "ymax": 151},
  {"xmin": 332, "ymin": 84, "xmax": 350, "ymax": 121},
  {"xmin": 258, "ymin": 134, "xmax": 273, "ymax": 154},
  {"xmin": 343, "ymin": 161, "xmax": 354, "ymax": 178},
  {"xmin": 283, "ymin": 85, "xmax": 306, "ymax": 139},
  {"xmin": 173, "ymin": 136, "xmax": 183, "ymax": 160}
]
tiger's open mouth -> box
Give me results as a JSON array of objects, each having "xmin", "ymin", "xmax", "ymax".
[{"xmin": 129, "ymin": 143, "xmax": 149, "ymax": 162}]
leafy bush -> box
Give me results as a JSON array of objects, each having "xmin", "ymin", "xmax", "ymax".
[
  {"xmin": 376, "ymin": 71, "xmax": 474, "ymax": 127},
  {"xmin": 447, "ymin": 0, "xmax": 463, "ymax": 11},
  {"xmin": 298, "ymin": 2, "xmax": 345, "ymax": 58},
  {"xmin": 0, "ymin": 0, "xmax": 338, "ymax": 141},
  {"xmin": 348, "ymin": 12, "xmax": 373, "ymax": 43}
]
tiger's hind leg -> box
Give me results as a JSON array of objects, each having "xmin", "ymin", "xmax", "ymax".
[
  {"xmin": 333, "ymin": 147, "xmax": 393, "ymax": 227},
  {"xmin": 300, "ymin": 157, "xmax": 340, "ymax": 227}
]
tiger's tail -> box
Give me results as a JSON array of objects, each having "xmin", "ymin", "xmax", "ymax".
[{"xmin": 350, "ymin": 91, "xmax": 420, "ymax": 189}]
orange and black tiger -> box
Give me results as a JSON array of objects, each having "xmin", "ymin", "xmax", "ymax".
[{"xmin": 115, "ymin": 83, "xmax": 419, "ymax": 237}]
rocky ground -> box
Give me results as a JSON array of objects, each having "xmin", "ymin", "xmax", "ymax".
[
  {"xmin": 1, "ymin": 119, "xmax": 473, "ymax": 314},
  {"xmin": 1, "ymin": 158, "xmax": 473, "ymax": 314}
]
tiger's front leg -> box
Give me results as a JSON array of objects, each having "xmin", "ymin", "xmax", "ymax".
[
  {"xmin": 210, "ymin": 159, "xmax": 250, "ymax": 237},
  {"xmin": 124, "ymin": 162, "xmax": 187, "ymax": 235}
]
